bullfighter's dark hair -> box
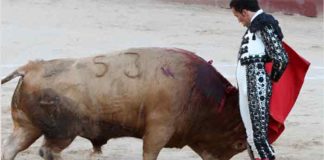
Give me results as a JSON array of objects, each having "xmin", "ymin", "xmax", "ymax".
[{"xmin": 229, "ymin": 0, "xmax": 260, "ymax": 13}]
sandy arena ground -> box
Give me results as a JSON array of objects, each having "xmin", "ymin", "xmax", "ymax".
[{"xmin": 1, "ymin": 0, "xmax": 323, "ymax": 159}]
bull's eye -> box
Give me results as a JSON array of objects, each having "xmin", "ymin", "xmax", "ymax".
[{"xmin": 232, "ymin": 140, "xmax": 246, "ymax": 150}]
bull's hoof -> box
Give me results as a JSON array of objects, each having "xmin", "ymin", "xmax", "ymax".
[
  {"xmin": 39, "ymin": 147, "xmax": 54, "ymax": 160},
  {"xmin": 39, "ymin": 148, "xmax": 44, "ymax": 157},
  {"xmin": 90, "ymin": 149, "xmax": 102, "ymax": 156},
  {"xmin": 89, "ymin": 150, "xmax": 103, "ymax": 160},
  {"xmin": 91, "ymin": 146, "xmax": 103, "ymax": 154}
]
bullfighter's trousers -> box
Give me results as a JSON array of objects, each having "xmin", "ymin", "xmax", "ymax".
[{"xmin": 236, "ymin": 60, "xmax": 275, "ymax": 159}]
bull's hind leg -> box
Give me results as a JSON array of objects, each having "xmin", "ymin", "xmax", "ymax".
[
  {"xmin": 2, "ymin": 127, "xmax": 41, "ymax": 160},
  {"xmin": 2, "ymin": 110, "xmax": 42, "ymax": 160},
  {"xmin": 39, "ymin": 136, "xmax": 75, "ymax": 160}
]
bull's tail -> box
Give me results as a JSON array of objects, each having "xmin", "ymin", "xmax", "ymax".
[{"xmin": 1, "ymin": 69, "xmax": 26, "ymax": 85}]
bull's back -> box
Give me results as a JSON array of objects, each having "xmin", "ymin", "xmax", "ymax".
[{"xmin": 20, "ymin": 48, "xmax": 204, "ymax": 138}]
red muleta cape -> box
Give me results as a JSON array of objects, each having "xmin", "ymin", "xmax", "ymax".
[{"xmin": 265, "ymin": 41, "xmax": 310, "ymax": 143}]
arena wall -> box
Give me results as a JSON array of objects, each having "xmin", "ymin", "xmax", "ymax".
[{"xmin": 161, "ymin": 0, "xmax": 323, "ymax": 17}]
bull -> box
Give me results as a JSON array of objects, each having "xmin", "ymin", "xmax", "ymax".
[{"xmin": 1, "ymin": 48, "xmax": 246, "ymax": 160}]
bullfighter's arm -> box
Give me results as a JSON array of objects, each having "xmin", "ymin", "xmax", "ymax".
[{"xmin": 260, "ymin": 25, "xmax": 289, "ymax": 82}]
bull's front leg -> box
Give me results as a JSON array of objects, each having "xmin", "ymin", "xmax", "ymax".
[
  {"xmin": 142, "ymin": 108, "xmax": 175, "ymax": 160},
  {"xmin": 89, "ymin": 137, "xmax": 109, "ymax": 155},
  {"xmin": 142, "ymin": 123, "xmax": 175, "ymax": 160},
  {"xmin": 189, "ymin": 144, "xmax": 222, "ymax": 160}
]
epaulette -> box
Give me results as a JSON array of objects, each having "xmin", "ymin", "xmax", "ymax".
[{"xmin": 249, "ymin": 13, "xmax": 284, "ymax": 41}]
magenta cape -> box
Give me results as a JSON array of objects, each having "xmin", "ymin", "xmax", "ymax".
[{"xmin": 266, "ymin": 41, "xmax": 310, "ymax": 143}]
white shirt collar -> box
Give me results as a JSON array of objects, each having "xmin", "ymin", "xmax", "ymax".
[{"xmin": 251, "ymin": 9, "xmax": 264, "ymax": 22}]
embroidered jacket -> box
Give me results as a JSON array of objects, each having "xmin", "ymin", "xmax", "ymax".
[{"xmin": 238, "ymin": 11, "xmax": 288, "ymax": 82}]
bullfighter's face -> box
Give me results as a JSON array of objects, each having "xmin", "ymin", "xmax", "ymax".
[{"xmin": 232, "ymin": 8, "xmax": 251, "ymax": 27}]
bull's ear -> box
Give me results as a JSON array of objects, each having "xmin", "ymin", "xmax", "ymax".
[{"xmin": 232, "ymin": 140, "xmax": 246, "ymax": 150}]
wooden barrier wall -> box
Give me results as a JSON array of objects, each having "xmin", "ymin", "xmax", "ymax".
[{"xmin": 161, "ymin": 0, "xmax": 323, "ymax": 17}]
